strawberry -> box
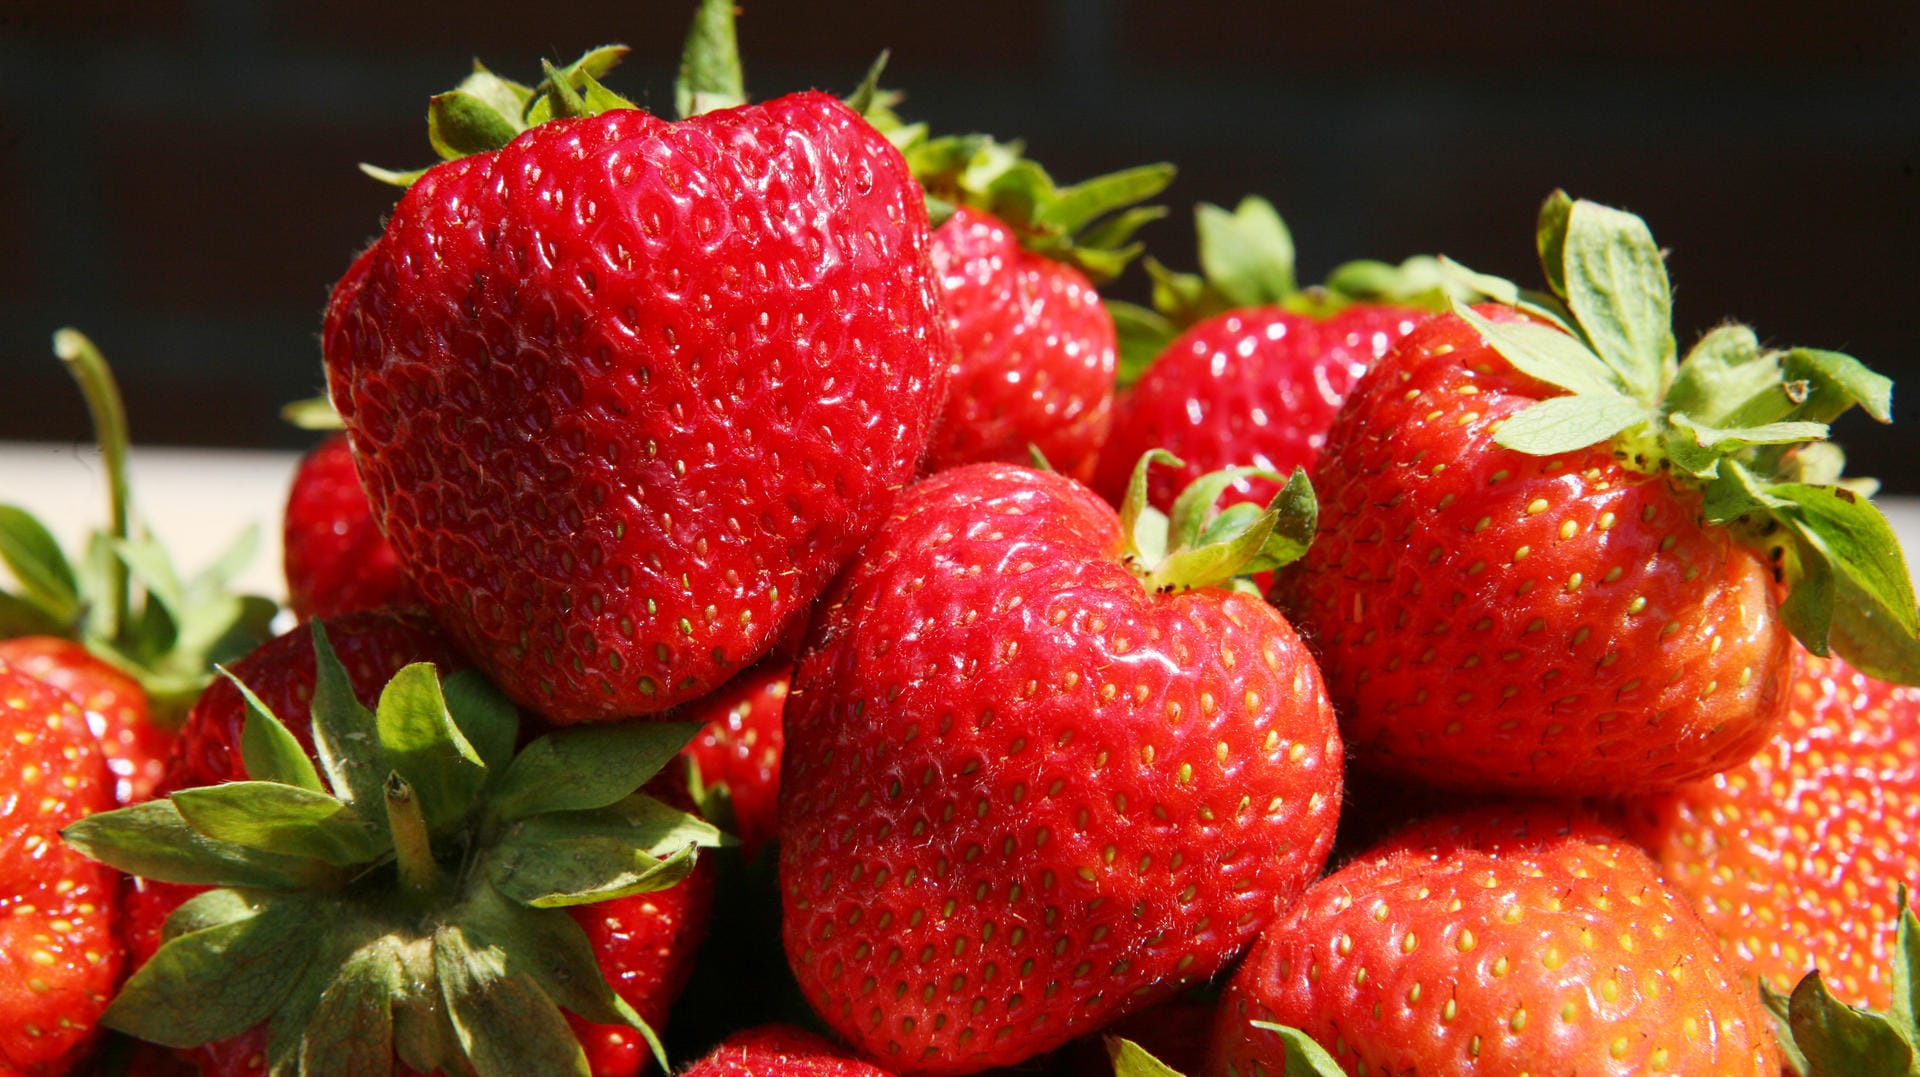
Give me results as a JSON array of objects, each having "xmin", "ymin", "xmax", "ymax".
[
  {"xmin": 683, "ymin": 660, "xmax": 791, "ymax": 861},
  {"xmin": 1276, "ymin": 192, "xmax": 1918, "ymax": 794},
  {"xmin": 779, "ymin": 455, "xmax": 1341, "ymax": 1075},
  {"xmin": 283, "ymin": 433, "xmax": 417, "ymax": 622},
  {"xmin": 0, "ymin": 635, "xmax": 167, "ymax": 804},
  {"xmin": 323, "ymin": 10, "xmax": 951, "ymax": 724},
  {"xmin": 0, "ymin": 659, "xmax": 123, "ymax": 1075},
  {"xmin": 1761, "ymin": 895, "xmax": 1920, "ymax": 1076},
  {"xmin": 1206, "ymin": 807, "xmax": 1780, "ymax": 1077},
  {"xmin": 67, "ymin": 612, "xmax": 726, "ymax": 1077},
  {"xmin": 1094, "ymin": 198, "xmax": 1461, "ymax": 514},
  {"xmin": 1613, "ymin": 647, "xmax": 1920, "ymax": 1011},
  {"xmin": 680, "ymin": 1026, "xmax": 895, "ymax": 1077}
]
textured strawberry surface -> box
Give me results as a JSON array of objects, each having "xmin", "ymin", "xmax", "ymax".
[
  {"xmin": 283, "ymin": 433, "xmax": 418, "ymax": 622},
  {"xmin": 323, "ymin": 92, "xmax": 951, "ymax": 723},
  {"xmin": 1277, "ymin": 308, "xmax": 1792, "ymax": 793},
  {"xmin": 1617, "ymin": 647, "xmax": 1920, "ymax": 1010},
  {"xmin": 1094, "ymin": 304, "xmax": 1424, "ymax": 511},
  {"xmin": 0, "ymin": 661, "xmax": 122, "ymax": 1076},
  {"xmin": 0, "ymin": 636, "xmax": 167, "ymax": 804},
  {"xmin": 781, "ymin": 463, "xmax": 1342, "ymax": 1075},
  {"xmin": 681, "ymin": 1026, "xmax": 896, "ymax": 1077},
  {"xmin": 925, "ymin": 207, "xmax": 1117, "ymax": 483},
  {"xmin": 683, "ymin": 661, "xmax": 790, "ymax": 860},
  {"xmin": 1208, "ymin": 807, "xmax": 1779, "ymax": 1077}
]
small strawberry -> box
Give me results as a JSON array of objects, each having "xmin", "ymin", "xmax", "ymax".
[
  {"xmin": 0, "ymin": 635, "xmax": 166, "ymax": 804},
  {"xmin": 683, "ymin": 660, "xmax": 791, "ymax": 861},
  {"xmin": 0, "ymin": 659, "xmax": 123, "ymax": 1075},
  {"xmin": 283, "ymin": 433, "xmax": 417, "ymax": 622},
  {"xmin": 1613, "ymin": 647, "xmax": 1920, "ymax": 1011},
  {"xmin": 1206, "ymin": 807, "xmax": 1780, "ymax": 1077},
  {"xmin": 325, "ymin": 6, "xmax": 951, "ymax": 723},
  {"xmin": 680, "ymin": 1026, "xmax": 895, "ymax": 1077},
  {"xmin": 1277, "ymin": 192, "xmax": 1918, "ymax": 794},
  {"xmin": 67, "ymin": 614, "xmax": 726, "ymax": 1077},
  {"xmin": 779, "ymin": 454, "xmax": 1341, "ymax": 1075}
]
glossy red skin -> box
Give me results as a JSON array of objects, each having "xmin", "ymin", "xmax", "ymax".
[
  {"xmin": 323, "ymin": 93, "xmax": 951, "ymax": 724},
  {"xmin": 124, "ymin": 610, "xmax": 711, "ymax": 1077},
  {"xmin": 683, "ymin": 661, "xmax": 790, "ymax": 860},
  {"xmin": 681, "ymin": 1026, "xmax": 896, "ymax": 1077},
  {"xmin": 0, "ymin": 636, "xmax": 166, "ymax": 804},
  {"xmin": 1094, "ymin": 304, "xmax": 1425, "ymax": 512},
  {"xmin": 283, "ymin": 433, "xmax": 418, "ymax": 621},
  {"xmin": 924, "ymin": 207, "xmax": 1116, "ymax": 483},
  {"xmin": 0, "ymin": 661, "xmax": 122, "ymax": 1076},
  {"xmin": 780, "ymin": 463, "xmax": 1343, "ymax": 1075},
  {"xmin": 1207, "ymin": 807, "xmax": 1779, "ymax": 1077},
  {"xmin": 1615, "ymin": 647, "xmax": 1920, "ymax": 1010},
  {"xmin": 1275, "ymin": 308, "xmax": 1792, "ymax": 794}
]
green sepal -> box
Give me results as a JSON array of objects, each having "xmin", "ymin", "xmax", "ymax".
[
  {"xmin": 1106, "ymin": 1036, "xmax": 1186, "ymax": 1077},
  {"xmin": 225, "ymin": 665, "xmax": 325, "ymax": 792},
  {"xmin": 488, "ymin": 796, "xmax": 716, "ymax": 907},
  {"xmin": 280, "ymin": 395, "xmax": 344, "ymax": 430},
  {"xmin": 1893, "ymin": 886, "xmax": 1919, "ymax": 1045},
  {"xmin": 0, "ymin": 503, "xmax": 80, "ymax": 623},
  {"xmin": 1786, "ymin": 347, "xmax": 1894, "ymax": 426},
  {"xmin": 1194, "ymin": 196, "xmax": 1295, "ymax": 308},
  {"xmin": 1119, "ymin": 450, "xmax": 1183, "ymax": 568},
  {"xmin": 1451, "ymin": 300, "xmax": 1624, "ymax": 399},
  {"xmin": 428, "ymin": 87, "xmax": 525, "ymax": 162},
  {"xmin": 1246, "ymin": 1021, "xmax": 1347, "ymax": 1077},
  {"xmin": 1494, "ymin": 393, "xmax": 1651, "ymax": 457},
  {"xmin": 0, "ymin": 589, "xmax": 63, "ymax": 637},
  {"xmin": 525, "ymin": 60, "xmax": 636, "ymax": 125},
  {"xmin": 842, "ymin": 51, "xmax": 890, "ymax": 118},
  {"xmin": 297, "ymin": 942, "xmax": 403, "ymax": 1077},
  {"xmin": 1786, "ymin": 971, "xmax": 1917, "ymax": 1076},
  {"xmin": 308, "ymin": 620, "xmax": 392, "ymax": 838},
  {"xmin": 435, "ymin": 924, "xmax": 592, "ymax": 1077},
  {"xmin": 1109, "ymin": 300, "xmax": 1180, "ymax": 388},
  {"xmin": 1121, "ymin": 452, "xmax": 1317, "ymax": 593},
  {"xmin": 103, "ymin": 890, "xmax": 320, "ymax": 1048},
  {"xmin": 487, "ymin": 721, "xmax": 700, "ymax": 823},
  {"xmin": 1773, "ymin": 483, "xmax": 1920, "ymax": 658},
  {"xmin": 441, "ymin": 668, "xmax": 521, "ymax": 778},
  {"xmin": 1764, "ymin": 983, "xmax": 1814, "ymax": 1077},
  {"xmin": 1547, "ymin": 193, "xmax": 1674, "ymax": 403},
  {"xmin": 676, "ymin": 0, "xmax": 746, "ymax": 119},
  {"xmin": 61, "ymin": 798, "xmax": 334, "ymax": 889},
  {"xmin": 172, "ymin": 781, "xmax": 384, "ymax": 868},
  {"xmin": 1324, "ymin": 254, "xmax": 1515, "ymax": 311},
  {"xmin": 375, "ymin": 662, "xmax": 487, "ymax": 831}
]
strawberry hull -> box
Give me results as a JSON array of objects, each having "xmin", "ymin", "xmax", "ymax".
[{"xmin": 324, "ymin": 92, "xmax": 952, "ymax": 724}]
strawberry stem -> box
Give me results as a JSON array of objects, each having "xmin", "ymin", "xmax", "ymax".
[
  {"xmin": 52, "ymin": 327, "xmax": 132, "ymax": 635},
  {"xmin": 385, "ymin": 772, "xmax": 438, "ymax": 899}
]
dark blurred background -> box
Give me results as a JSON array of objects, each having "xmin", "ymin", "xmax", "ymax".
[{"xmin": 3, "ymin": 1, "xmax": 1917, "ymax": 483}]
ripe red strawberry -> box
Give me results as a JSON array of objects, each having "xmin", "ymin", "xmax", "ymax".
[
  {"xmin": 1277, "ymin": 192, "xmax": 1917, "ymax": 794},
  {"xmin": 1206, "ymin": 807, "xmax": 1780, "ymax": 1077},
  {"xmin": 70, "ymin": 609, "xmax": 724, "ymax": 1077},
  {"xmin": 0, "ymin": 660, "xmax": 123, "ymax": 1075},
  {"xmin": 683, "ymin": 661, "xmax": 791, "ymax": 861},
  {"xmin": 681, "ymin": 1026, "xmax": 895, "ymax": 1077},
  {"xmin": 283, "ymin": 432, "xmax": 417, "ymax": 621},
  {"xmin": 779, "ymin": 456, "xmax": 1341, "ymax": 1075},
  {"xmin": 324, "ymin": 25, "xmax": 951, "ymax": 724},
  {"xmin": 0, "ymin": 636, "xmax": 167, "ymax": 804},
  {"xmin": 1613, "ymin": 646, "xmax": 1920, "ymax": 1011}
]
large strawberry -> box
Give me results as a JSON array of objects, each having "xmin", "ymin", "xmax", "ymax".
[
  {"xmin": 283, "ymin": 433, "xmax": 417, "ymax": 622},
  {"xmin": 1, "ymin": 329, "xmax": 276, "ymax": 801},
  {"xmin": 1277, "ymin": 192, "xmax": 1919, "ymax": 794},
  {"xmin": 1206, "ymin": 807, "xmax": 1780, "ymax": 1077},
  {"xmin": 779, "ymin": 455, "xmax": 1341, "ymax": 1075},
  {"xmin": 1613, "ymin": 647, "xmax": 1919, "ymax": 1012},
  {"xmin": 323, "ymin": 6, "xmax": 951, "ymax": 724},
  {"xmin": 0, "ymin": 660, "xmax": 123, "ymax": 1075},
  {"xmin": 68, "ymin": 611, "xmax": 725, "ymax": 1077}
]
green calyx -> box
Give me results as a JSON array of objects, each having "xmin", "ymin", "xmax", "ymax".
[
  {"xmin": 1116, "ymin": 450, "xmax": 1316, "ymax": 596},
  {"xmin": 1452, "ymin": 190, "xmax": 1919, "ymax": 683},
  {"xmin": 61, "ymin": 621, "xmax": 727, "ymax": 1077},
  {"xmin": 860, "ymin": 94, "xmax": 1173, "ymax": 286},
  {"xmin": 0, "ymin": 329, "xmax": 277, "ymax": 725},
  {"xmin": 1110, "ymin": 197, "xmax": 1504, "ymax": 386},
  {"xmin": 1106, "ymin": 1027, "xmax": 1342, "ymax": 1077},
  {"xmin": 1764, "ymin": 886, "xmax": 1920, "ymax": 1076}
]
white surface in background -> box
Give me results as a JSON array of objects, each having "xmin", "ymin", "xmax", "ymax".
[{"xmin": 5, "ymin": 441, "xmax": 1920, "ymax": 609}]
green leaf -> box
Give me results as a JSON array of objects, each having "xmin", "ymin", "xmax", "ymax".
[
  {"xmin": 1788, "ymin": 971, "xmax": 1917, "ymax": 1076},
  {"xmin": 1493, "ymin": 393, "xmax": 1650, "ymax": 456},
  {"xmin": 1776, "ymin": 484, "xmax": 1920, "ymax": 640},
  {"xmin": 1893, "ymin": 887, "xmax": 1918, "ymax": 1045},
  {"xmin": 103, "ymin": 892, "xmax": 318, "ymax": 1048},
  {"xmin": 1560, "ymin": 197, "xmax": 1674, "ymax": 403},
  {"xmin": 161, "ymin": 886, "xmax": 267, "ymax": 941},
  {"xmin": 1118, "ymin": 450, "xmax": 1182, "ymax": 568},
  {"xmin": 1106, "ymin": 1036, "xmax": 1185, "ymax": 1077},
  {"xmin": 0, "ymin": 504, "xmax": 79, "ymax": 623},
  {"xmin": 299, "ymin": 941, "xmax": 402, "ymax": 1077},
  {"xmin": 1195, "ymin": 197, "xmax": 1295, "ymax": 307},
  {"xmin": 224, "ymin": 666, "xmax": 325, "ymax": 792},
  {"xmin": 62, "ymin": 798, "xmax": 330, "ymax": 889},
  {"xmin": 1246, "ymin": 1022, "xmax": 1348, "ymax": 1077},
  {"xmin": 1779, "ymin": 528, "xmax": 1838, "ymax": 657},
  {"xmin": 489, "ymin": 722, "xmax": 700, "ymax": 823},
  {"xmin": 307, "ymin": 621, "xmax": 390, "ymax": 831},
  {"xmin": 457, "ymin": 63, "xmax": 534, "ymax": 123},
  {"xmin": 358, "ymin": 162, "xmax": 431, "ymax": 188},
  {"xmin": 172, "ymin": 782, "xmax": 383, "ymax": 868},
  {"xmin": 1785, "ymin": 347, "xmax": 1895, "ymax": 425},
  {"xmin": 1452, "ymin": 301, "xmax": 1624, "ymax": 399},
  {"xmin": 1147, "ymin": 510, "xmax": 1277, "ymax": 594},
  {"xmin": 1252, "ymin": 468, "xmax": 1318, "ymax": 573},
  {"xmin": 1168, "ymin": 466, "xmax": 1282, "ymax": 552},
  {"xmin": 375, "ymin": 663, "xmax": 487, "ymax": 830},
  {"xmin": 1535, "ymin": 189, "xmax": 1574, "ymax": 299},
  {"xmin": 428, "ymin": 90, "xmax": 524, "ymax": 161},
  {"xmin": 523, "ymin": 47, "xmax": 635, "ymax": 126},
  {"xmin": 1037, "ymin": 164, "xmax": 1177, "ymax": 239},
  {"xmin": 1763, "ymin": 983, "xmax": 1813, "ymax": 1077},
  {"xmin": 1110, "ymin": 301, "xmax": 1177, "ymax": 389},
  {"xmin": 1665, "ymin": 323, "xmax": 1781, "ymax": 427},
  {"xmin": 434, "ymin": 924, "xmax": 591, "ymax": 1077},
  {"xmin": 281, "ymin": 396, "xmax": 344, "ymax": 431},
  {"xmin": 1671, "ymin": 415, "xmax": 1829, "ymax": 452},
  {"xmin": 842, "ymin": 50, "xmax": 889, "ymax": 116},
  {"xmin": 1079, "ymin": 204, "xmax": 1171, "ymax": 257},
  {"xmin": 490, "ymin": 834, "xmax": 699, "ymax": 909},
  {"xmin": 1700, "ymin": 458, "xmax": 1787, "ymax": 525},
  {"xmin": 675, "ymin": 0, "xmax": 746, "ymax": 118},
  {"xmin": 0, "ymin": 588, "xmax": 63, "ymax": 636},
  {"xmin": 441, "ymin": 669, "xmax": 520, "ymax": 779}
]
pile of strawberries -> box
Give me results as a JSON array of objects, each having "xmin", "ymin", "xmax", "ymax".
[{"xmin": 4, "ymin": 5, "xmax": 1918, "ymax": 1076}]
